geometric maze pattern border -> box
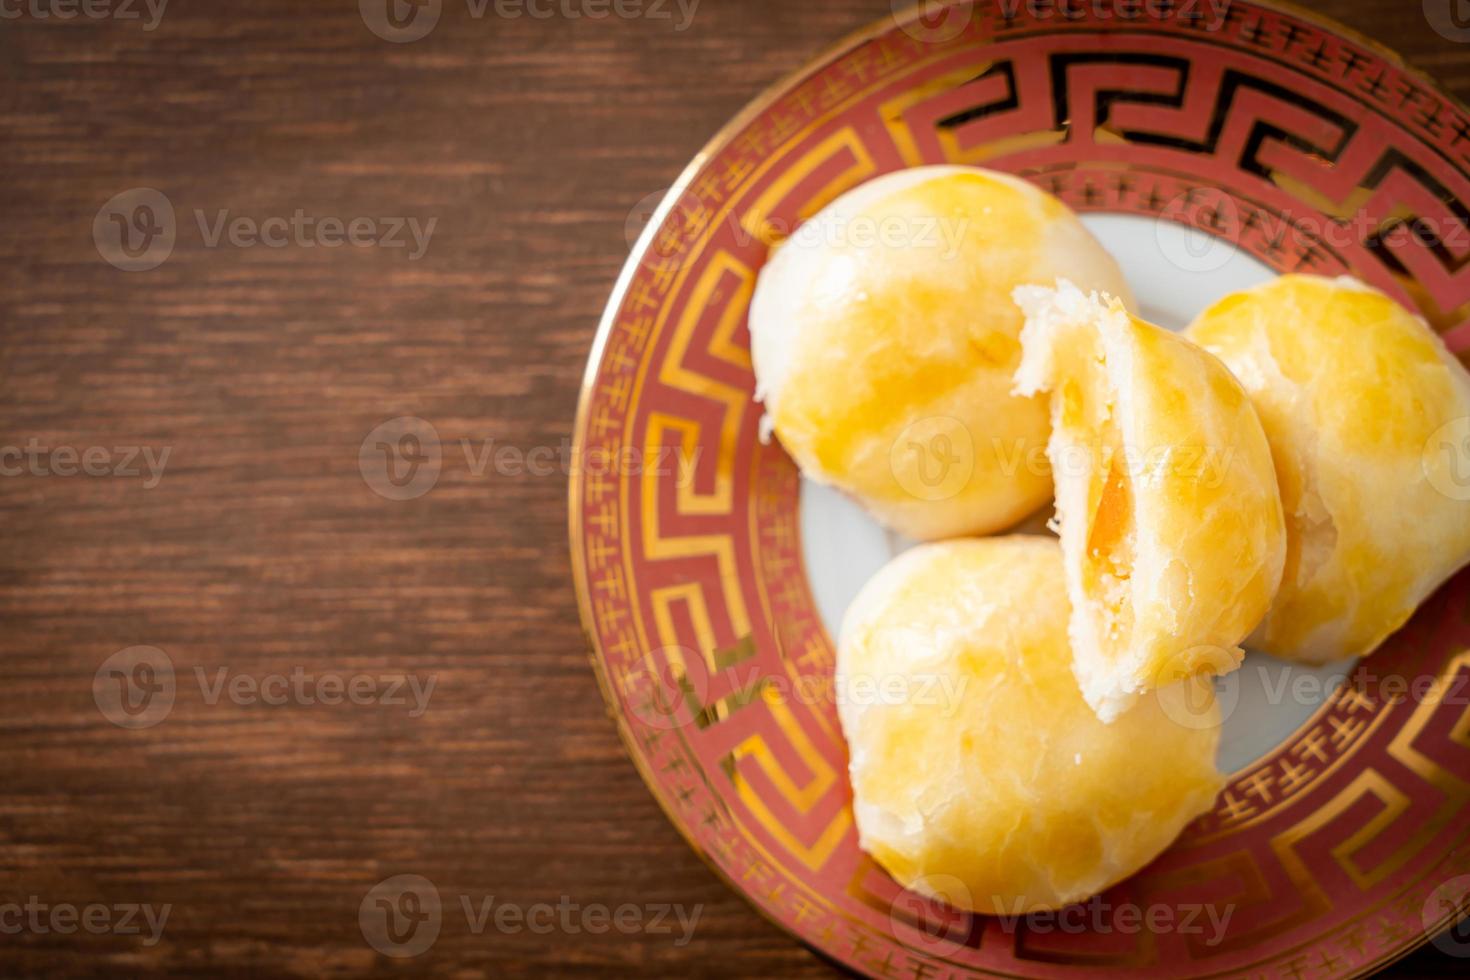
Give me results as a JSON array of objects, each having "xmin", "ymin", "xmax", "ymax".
[{"xmin": 571, "ymin": 2, "xmax": 1470, "ymax": 976}]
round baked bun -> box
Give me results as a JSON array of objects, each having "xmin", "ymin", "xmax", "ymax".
[
  {"xmin": 750, "ymin": 166, "xmax": 1133, "ymax": 541},
  {"xmin": 838, "ymin": 537, "xmax": 1223, "ymax": 914},
  {"xmin": 1187, "ymin": 274, "xmax": 1470, "ymax": 664},
  {"xmin": 1013, "ymin": 281, "xmax": 1286, "ymax": 722}
]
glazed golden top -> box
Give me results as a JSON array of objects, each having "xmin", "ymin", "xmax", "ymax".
[
  {"xmin": 750, "ymin": 166, "xmax": 1133, "ymax": 540},
  {"xmin": 839, "ymin": 537, "xmax": 1223, "ymax": 913},
  {"xmin": 1188, "ymin": 274, "xmax": 1470, "ymax": 663}
]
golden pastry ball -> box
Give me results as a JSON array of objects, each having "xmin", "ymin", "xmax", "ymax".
[
  {"xmin": 1014, "ymin": 282, "xmax": 1286, "ymax": 722},
  {"xmin": 749, "ymin": 166, "xmax": 1133, "ymax": 541},
  {"xmin": 838, "ymin": 537, "xmax": 1223, "ymax": 914},
  {"xmin": 1187, "ymin": 274, "xmax": 1470, "ymax": 664}
]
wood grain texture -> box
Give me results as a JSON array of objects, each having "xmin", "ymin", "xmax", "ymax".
[{"xmin": 0, "ymin": 0, "xmax": 1464, "ymax": 976}]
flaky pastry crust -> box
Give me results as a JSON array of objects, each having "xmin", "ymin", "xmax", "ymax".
[
  {"xmin": 838, "ymin": 537, "xmax": 1224, "ymax": 913},
  {"xmin": 1014, "ymin": 282, "xmax": 1286, "ymax": 721},
  {"xmin": 1187, "ymin": 274, "xmax": 1470, "ymax": 663},
  {"xmin": 750, "ymin": 166, "xmax": 1133, "ymax": 540}
]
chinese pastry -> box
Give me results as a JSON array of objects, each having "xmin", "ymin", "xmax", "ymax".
[
  {"xmin": 1187, "ymin": 274, "xmax": 1470, "ymax": 663},
  {"xmin": 750, "ymin": 166, "xmax": 1133, "ymax": 540},
  {"xmin": 1013, "ymin": 281, "xmax": 1286, "ymax": 721},
  {"xmin": 838, "ymin": 537, "xmax": 1223, "ymax": 913}
]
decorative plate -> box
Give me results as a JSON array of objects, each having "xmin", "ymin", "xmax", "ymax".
[{"xmin": 570, "ymin": 2, "xmax": 1470, "ymax": 975}]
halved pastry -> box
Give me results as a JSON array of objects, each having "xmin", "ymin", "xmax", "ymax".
[
  {"xmin": 1013, "ymin": 281, "xmax": 1286, "ymax": 722},
  {"xmin": 839, "ymin": 537, "xmax": 1223, "ymax": 913},
  {"xmin": 749, "ymin": 166, "xmax": 1133, "ymax": 541},
  {"xmin": 1187, "ymin": 274, "xmax": 1470, "ymax": 663}
]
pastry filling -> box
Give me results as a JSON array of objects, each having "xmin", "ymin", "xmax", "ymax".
[{"xmin": 1080, "ymin": 417, "xmax": 1137, "ymax": 668}]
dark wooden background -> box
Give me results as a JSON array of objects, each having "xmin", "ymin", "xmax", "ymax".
[{"xmin": 0, "ymin": 0, "xmax": 1465, "ymax": 976}]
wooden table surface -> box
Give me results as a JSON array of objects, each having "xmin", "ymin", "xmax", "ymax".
[{"xmin": 0, "ymin": 0, "xmax": 1466, "ymax": 976}]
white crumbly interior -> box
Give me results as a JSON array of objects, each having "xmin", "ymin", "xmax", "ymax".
[{"xmin": 1014, "ymin": 280, "xmax": 1143, "ymax": 722}]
